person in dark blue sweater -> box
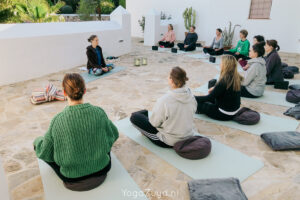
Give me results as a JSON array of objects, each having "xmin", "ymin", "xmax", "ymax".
[
  {"xmin": 86, "ymin": 35, "xmax": 113, "ymax": 76},
  {"xmin": 177, "ymin": 26, "xmax": 198, "ymax": 51}
]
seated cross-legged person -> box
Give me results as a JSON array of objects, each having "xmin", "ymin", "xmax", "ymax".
[
  {"xmin": 130, "ymin": 67, "xmax": 197, "ymax": 148},
  {"xmin": 177, "ymin": 26, "xmax": 198, "ymax": 51},
  {"xmin": 240, "ymin": 35, "xmax": 265, "ymax": 69},
  {"xmin": 241, "ymin": 43, "xmax": 267, "ymax": 98},
  {"xmin": 224, "ymin": 29, "xmax": 250, "ymax": 60},
  {"xmin": 195, "ymin": 55, "xmax": 243, "ymax": 121},
  {"xmin": 86, "ymin": 35, "xmax": 113, "ymax": 76},
  {"xmin": 203, "ymin": 28, "xmax": 224, "ymax": 56},
  {"xmin": 264, "ymin": 40, "xmax": 284, "ymax": 85},
  {"xmin": 33, "ymin": 73, "xmax": 119, "ymax": 191},
  {"xmin": 159, "ymin": 24, "xmax": 176, "ymax": 48}
]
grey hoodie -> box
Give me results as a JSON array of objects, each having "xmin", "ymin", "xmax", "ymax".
[
  {"xmin": 150, "ymin": 87, "xmax": 197, "ymax": 146},
  {"xmin": 242, "ymin": 57, "xmax": 267, "ymax": 97}
]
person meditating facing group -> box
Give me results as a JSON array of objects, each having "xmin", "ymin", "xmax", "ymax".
[
  {"xmin": 86, "ymin": 35, "xmax": 113, "ymax": 76},
  {"xmin": 178, "ymin": 26, "xmax": 198, "ymax": 51},
  {"xmin": 159, "ymin": 24, "xmax": 176, "ymax": 48},
  {"xmin": 203, "ymin": 28, "xmax": 224, "ymax": 56},
  {"xmin": 130, "ymin": 67, "xmax": 197, "ymax": 148},
  {"xmin": 34, "ymin": 73, "xmax": 119, "ymax": 191}
]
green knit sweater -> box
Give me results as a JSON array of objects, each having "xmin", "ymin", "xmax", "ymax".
[
  {"xmin": 34, "ymin": 103, "xmax": 119, "ymax": 178},
  {"xmin": 229, "ymin": 39, "xmax": 250, "ymax": 56}
]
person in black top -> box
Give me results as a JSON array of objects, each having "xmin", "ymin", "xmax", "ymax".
[
  {"xmin": 177, "ymin": 26, "xmax": 198, "ymax": 51},
  {"xmin": 86, "ymin": 35, "xmax": 113, "ymax": 76},
  {"xmin": 195, "ymin": 55, "xmax": 243, "ymax": 121}
]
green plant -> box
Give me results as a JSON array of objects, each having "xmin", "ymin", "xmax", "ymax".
[
  {"xmin": 100, "ymin": 0, "xmax": 114, "ymax": 14},
  {"xmin": 60, "ymin": 5, "xmax": 73, "ymax": 14},
  {"xmin": 77, "ymin": 0, "xmax": 99, "ymax": 21},
  {"xmin": 119, "ymin": 0, "xmax": 125, "ymax": 8},
  {"xmin": 62, "ymin": 0, "xmax": 79, "ymax": 12},
  {"xmin": 14, "ymin": 0, "xmax": 65, "ymax": 23},
  {"xmin": 160, "ymin": 11, "xmax": 171, "ymax": 20},
  {"xmin": 222, "ymin": 21, "xmax": 241, "ymax": 47},
  {"xmin": 183, "ymin": 7, "xmax": 196, "ymax": 31},
  {"xmin": 138, "ymin": 16, "xmax": 145, "ymax": 33}
]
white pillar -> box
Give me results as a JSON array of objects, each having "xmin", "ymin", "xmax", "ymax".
[{"xmin": 144, "ymin": 9, "xmax": 161, "ymax": 46}]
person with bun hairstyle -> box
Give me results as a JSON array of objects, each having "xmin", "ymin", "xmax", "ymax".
[
  {"xmin": 33, "ymin": 73, "xmax": 119, "ymax": 191},
  {"xmin": 86, "ymin": 35, "xmax": 113, "ymax": 76},
  {"xmin": 241, "ymin": 43, "xmax": 267, "ymax": 98},
  {"xmin": 203, "ymin": 28, "xmax": 224, "ymax": 55},
  {"xmin": 159, "ymin": 24, "xmax": 176, "ymax": 48},
  {"xmin": 224, "ymin": 29, "xmax": 250, "ymax": 60},
  {"xmin": 264, "ymin": 40, "xmax": 284, "ymax": 84},
  {"xmin": 130, "ymin": 67, "xmax": 197, "ymax": 147},
  {"xmin": 195, "ymin": 55, "xmax": 243, "ymax": 121}
]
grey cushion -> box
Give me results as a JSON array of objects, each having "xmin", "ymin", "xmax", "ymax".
[
  {"xmin": 286, "ymin": 90, "xmax": 300, "ymax": 104},
  {"xmin": 289, "ymin": 84, "xmax": 300, "ymax": 90},
  {"xmin": 173, "ymin": 136, "xmax": 211, "ymax": 160},
  {"xmin": 261, "ymin": 131, "xmax": 300, "ymax": 151},
  {"xmin": 188, "ymin": 178, "xmax": 248, "ymax": 200},
  {"xmin": 284, "ymin": 104, "xmax": 300, "ymax": 120},
  {"xmin": 233, "ymin": 107, "xmax": 260, "ymax": 125}
]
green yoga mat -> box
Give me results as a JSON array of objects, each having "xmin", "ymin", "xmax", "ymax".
[
  {"xmin": 81, "ymin": 66, "xmax": 126, "ymax": 84},
  {"xmin": 115, "ymin": 117, "xmax": 264, "ymax": 182},
  {"xmin": 194, "ymin": 77, "xmax": 295, "ymax": 107},
  {"xmin": 195, "ymin": 113, "xmax": 299, "ymax": 136},
  {"xmin": 38, "ymin": 154, "xmax": 147, "ymax": 200}
]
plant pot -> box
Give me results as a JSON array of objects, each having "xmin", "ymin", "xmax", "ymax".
[{"xmin": 223, "ymin": 45, "xmax": 232, "ymax": 51}]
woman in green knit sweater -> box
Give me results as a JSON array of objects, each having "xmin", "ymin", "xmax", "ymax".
[
  {"xmin": 224, "ymin": 29, "xmax": 250, "ymax": 60},
  {"xmin": 34, "ymin": 73, "xmax": 119, "ymax": 191}
]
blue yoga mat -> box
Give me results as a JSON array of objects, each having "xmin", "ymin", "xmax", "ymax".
[
  {"xmin": 38, "ymin": 154, "xmax": 147, "ymax": 200},
  {"xmin": 81, "ymin": 66, "xmax": 126, "ymax": 84},
  {"xmin": 195, "ymin": 113, "xmax": 299, "ymax": 136},
  {"xmin": 115, "ymin": 117, "xmax": 264, "ymax": 182}
]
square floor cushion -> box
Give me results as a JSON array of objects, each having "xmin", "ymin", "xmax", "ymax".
[{"xmin": 261, "ymin": 131, "xmax": 300, "ymax": 151}]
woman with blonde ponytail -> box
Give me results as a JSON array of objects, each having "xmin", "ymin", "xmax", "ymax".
[{"xmin": 195, "ymin": 55, "xmax": 243, "ymax": 121}]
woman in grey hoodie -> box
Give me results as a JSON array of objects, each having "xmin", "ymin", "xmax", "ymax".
[
  {"xmin": 241, "ymin": 43, "xmax": 267, "ymax": 98},
  {"xmin": 130, "ymin": 67, "xmax": 197, "ymax": 147}
]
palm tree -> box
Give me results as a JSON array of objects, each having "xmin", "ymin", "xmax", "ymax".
[{"xmin": 14, "ymin": 0, "xmax": 65, "ymax": 23}]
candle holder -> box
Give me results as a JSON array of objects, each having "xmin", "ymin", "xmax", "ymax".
[
  {"xmin": 134, "ymin": 58, "xmax": 141, "ymax": 66},
  {"xmin": 142, "ymin": 58, "xmax": 148, "ymax": 65}
]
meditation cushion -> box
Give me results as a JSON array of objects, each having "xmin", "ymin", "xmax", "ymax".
[
  {"xmin": 289, "ymin": 84, "xmax": 300, "ymax": 90},
  {"xmin": 274, "ymin": 81, "xmax": 289, "ymax": 90},
  {"xmin": 282, "ymin": 69, "xmax": 294, "ymax": 79},
  {"xmin": 152, "ymin": 46, "xmax": 158, "ymax": 51},
  {"xmin": 171, "ymin": 48, "xmax": 178, "ymax": 53},
  {"xmin": 208, "ymin": 79, "xmax": 217, "ymax": 89},
  {"xmin": 239, "ymin": 60, "xmax": 248, "ymax": 68},
  {"xmin": 209, "ymin": 56, "xmax": 216, "ymax": 63},
  {"xmin": 261, "ymin": 131, "xmax": 300, "ymax": 151},
  {"xmin": 281, "ymin": 62, "xmax": 288, "ymax": 68},
  {"xmin": 286, "ymin": 66, "xmax": 299, "ymax": 74},
  {"xmin": 284, "ymin": 104, "xmax": 300, "ymax": 120},
  {"xmin": 174, "ymin": 136, "xmax": 211, "ymax": 160},
  {"xmin": 286, "ymin": 89, "xmax": 300, "ymax": 104},
  {"xmin": 233, "ymin": 107, "xmax": 260, "ymax": 125}
]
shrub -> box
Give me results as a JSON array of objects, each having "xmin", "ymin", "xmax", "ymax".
[
  {"xmin": 77, "ymin": 0, "xmax": 99, "ymax": 21},
  {"xmin": 100, "ymin": 0, "xmax": 115, "ymax": 14},
  {"xmin": 60, "ymin": 5, "xmax": 74, "ymax": 14},
  {"xmin": 119, "ymin": 0, "xmax": 126, "ymax": 8}
]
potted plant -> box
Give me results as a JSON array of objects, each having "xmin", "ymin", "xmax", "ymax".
[
  {"xmin": 138, "ymin": 16, "xmax": 145, "ymax": 43},
  {"xmin": 183, "ymin": 7, "xmax": 196, "ymax": 36},
  {"xmin": 222, "ymin": 21, "xmax": 241, "ymax": 50}
]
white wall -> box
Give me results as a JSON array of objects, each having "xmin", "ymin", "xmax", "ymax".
[
  {"xmin": 127, "ymin": 0, "xmax": 300, "ymax": 53},
  {"xmin": 0, "ymin": 6, "xmax": 131, "ymax": 86}
]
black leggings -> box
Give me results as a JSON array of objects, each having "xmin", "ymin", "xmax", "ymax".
[
  {"xmin": 223, "ymin": 51, "xmax": 248, "ymax": 60},
  {"xmin": 195, "ymin": 97, "xmax": 234, "ymax": 121},
  {"xmin": 241, "ymin": 86, "xmax": 260, "ymax": 98},
  {"xmin": 159, "ymin": 41, "xmax": 174, "ymax": 48},
  {"xmin": 203, "ymin": 48, "xmax": 224, "ymax": 56},
  {"xmin": 177, "ymin": 43, "xmax": 196, "ymax": 51},
  {"xmin": 130, "ymin": 110, "xmax": 173, "ymax": 148}
]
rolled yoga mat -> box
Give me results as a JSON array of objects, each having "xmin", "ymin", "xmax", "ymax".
[
  {"xmin": 81, "ymin": 66, "xmax": 126, "ymax": 84},
  {"xmin": 114, "ymin": 117, "xmax": 264, "ymax": 182},
  {"xmin": 38, "ymin": 154, "xmax": 148, "ymax": 200}
]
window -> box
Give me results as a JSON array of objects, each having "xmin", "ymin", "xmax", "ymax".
[{"xmin": 249, "ymin": 0, "xmax": 272, "ymax": 19}]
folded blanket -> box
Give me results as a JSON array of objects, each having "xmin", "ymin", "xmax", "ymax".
[
  {"xmin": 261, "ymin": 131, "xmax": 300, "ymax": 151},
  {"xmin": 31, "ymin": 83, "xmax": 66, "ymax": 105},
  {"xmin": 188, "ymin": 178, "xmax": 248, "ymax": 200}
]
